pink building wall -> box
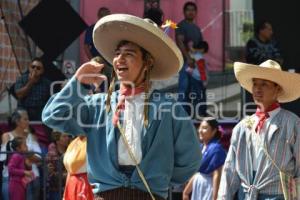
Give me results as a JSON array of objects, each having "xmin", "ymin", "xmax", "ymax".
[{"xmin": 79, "ymin": 0, "xmax": 223, "ymax": 71}]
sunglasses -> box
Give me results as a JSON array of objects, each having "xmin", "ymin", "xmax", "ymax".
[{"xmin": 30, "ymin": 65, "xmax": 43, "ymax": 70}]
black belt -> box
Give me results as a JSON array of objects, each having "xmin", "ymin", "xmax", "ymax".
[{"xmin": 119, "ymin": 165, "xmax": 135, "ymax": 178}]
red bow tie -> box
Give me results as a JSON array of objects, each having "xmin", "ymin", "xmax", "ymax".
[
  {"xmin": 255, "ymin": 102, "xmax": 280, "ymax": 133},
  {"xmin": 112, "ymin": 86, "xmax": 145, "ymax": 126}
]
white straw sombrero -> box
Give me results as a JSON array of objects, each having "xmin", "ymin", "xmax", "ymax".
[
  {"xmin": 93, "ymin": 14, "xmax": 183, "ymax": 80},
  {"xmin": 234, "ymin": 59, "xmax": 300, "ymax": 103}
]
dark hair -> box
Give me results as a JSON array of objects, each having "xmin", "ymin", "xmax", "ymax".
[
  {"xmin": 5, "ymin": 137, "xmax": 25, "ymax": 165},
  {"xmin": 183, "ymin": 1, "xmax": 197, "ymax": 12},
  {"xmin": 194, "ymin": 41, "xmax": 209, "ymax": 53},
  {"xmin": 32, "ymin": 57, "xmax": 43, "ymax": 64},
  {"xmin": 255, "ymin": 20, "xmax": 271, "ymax": 36},
  {"xmin": 201, "ymin": 117, "xmax": 222, "ymax": 140},
  {"xmin": 144, "ymin": 8, "xmax": 164, "ymax": 26},
  {"xmin": 30, "ymin": 57, "xmax": 45, "ymax": 74},
  {"xmin": 99, "ymin": 7, "xmax": 110, "ymax": 12},
  {"xmin": 115, "ymin": 40, "xmax": 152, "ymax": 62},
  {"xmin": 8, "ymin": 108, "xmax": 28, "ymax": 129},
  {"xmin": 51, "ymin": 130, "xmax": 62, "ymax": 143},
  {"xmin": 98, "ymin": 7, "xmax": 110, "ymax": 18}
]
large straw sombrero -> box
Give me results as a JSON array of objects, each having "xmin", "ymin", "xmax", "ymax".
[
  {"xmin": 234, "ymin": 59, "xmax": 300, "ymax": 103},
  {"xmin": 93, "ymin": 14, "xmax": 183, "ymax": 80}
]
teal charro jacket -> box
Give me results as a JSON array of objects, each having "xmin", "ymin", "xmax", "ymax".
[{"xmin": 42, "ymin": 77, "xmax": 201, "ymax": 198}]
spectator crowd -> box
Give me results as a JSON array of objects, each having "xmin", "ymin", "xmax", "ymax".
[{"xmin": 1, "ymin": 2, "xmax": 300, "ymax": 200}]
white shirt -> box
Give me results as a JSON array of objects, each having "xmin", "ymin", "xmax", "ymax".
[
  {"xmin": 26, "ymin": 133, "xmax": 42, "ymax": 177},
  {"xmin": 251, "ymin": 107, "xmax": 281, "ymax": 170},
  {"xmin": 118, "ymin": 93, "xmax": 146, "ymax": 165}
]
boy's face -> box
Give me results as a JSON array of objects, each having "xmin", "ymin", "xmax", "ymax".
[
  {"xmin": 113, "ymin": 42, "xmax": 146, "ymax": 85},
  {"xmin": 197, "ymin": 48, "xmax": 205, "ymax": 54},
  {"xmin": 252, "ymin": 78, "xmax": 281, "ymax": 107}
]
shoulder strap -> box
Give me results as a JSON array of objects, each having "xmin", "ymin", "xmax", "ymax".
[{"xmin": 117, "ymin": 122, "xmax": 156, "ymax": 200}]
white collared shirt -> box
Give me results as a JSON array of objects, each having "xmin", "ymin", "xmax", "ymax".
[
  {"xmin": 251, "ymin": 107, "xmax": 281, "ymax": 170},
  {"xmin": 117, "ymin": 92, "xmax": 147, "ymax": 165}
]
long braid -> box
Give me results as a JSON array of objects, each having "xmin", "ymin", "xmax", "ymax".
[
  {"xmin": 106, "ymin": 71, "xmax": 116, "ymax": 113},
  {"xmin": 143, "ymin": 67, "xmax": 152, "ymax": 127}
]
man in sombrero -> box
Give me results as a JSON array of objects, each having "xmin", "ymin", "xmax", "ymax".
[
  {"xmin": 218, "ymin": 59, "xmax": 300, "ymax": 200},
  {"xmin": 42, "ymin": 14, "xmax": 201, "ymax": 200}
]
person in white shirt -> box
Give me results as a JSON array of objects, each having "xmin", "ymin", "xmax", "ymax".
[{"xmin": 0, "ymin": 109, "xmax": 42, "ymax": 200}]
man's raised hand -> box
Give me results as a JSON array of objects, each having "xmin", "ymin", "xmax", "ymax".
[{"xmin": 75, "ymin": 61, "xmax": 107, "ymax": 87}]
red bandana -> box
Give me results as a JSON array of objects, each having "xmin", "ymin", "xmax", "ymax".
[
  {"xmin": 112, "ymin": 86, "xmax": 145, "ymax": 126},
  {"xmin": 255, "ymin": 102, "xmax": 280, "ymax": 133}
]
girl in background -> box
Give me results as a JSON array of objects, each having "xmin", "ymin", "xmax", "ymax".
[
  {"xmin": 8, "ymin": 137, "xmax": 34, "ymax": 200},
  {"xmin": 0, "ymin": 109, "xmax": 42, "ymax": 200},
  {"xmin": 183, "ymin": 117, "xmax": 227, "ymax": 200}
]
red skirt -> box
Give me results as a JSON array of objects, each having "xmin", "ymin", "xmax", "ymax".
[{"xmin": 63, "ymin": 173, "xmax": 94, "ymax": 200}]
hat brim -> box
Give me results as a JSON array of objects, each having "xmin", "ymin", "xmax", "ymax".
[
  {"xmin": 234, "ymin": 62, "xmax": 300, "ymax": 103},
  {"xmin": 93, "ymin": 14, "xmax": 183, "ymax": 80}
]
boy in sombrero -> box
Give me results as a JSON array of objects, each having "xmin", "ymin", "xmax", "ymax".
[
  {"xmin": 42, "ymin": 14, "xmax": 201, "ymax": 200},
  {"xmin": 218, "ymin": 60, "xmax": 300, "ymax": 200}
]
